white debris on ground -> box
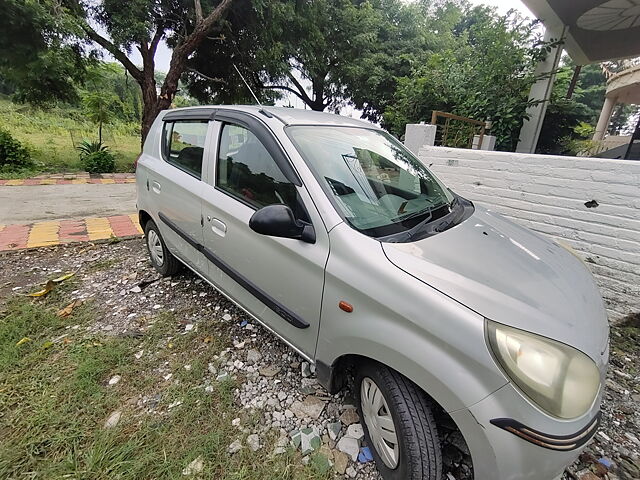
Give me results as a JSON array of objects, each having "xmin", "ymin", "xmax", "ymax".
[{"xmin": 0, "ymin": 239, "xmax": 638, "ymax": 480}]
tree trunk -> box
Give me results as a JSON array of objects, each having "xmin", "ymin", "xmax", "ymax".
[{"xmin": 140, "ymin": 76, "xmax": 160, "ymax": 146}]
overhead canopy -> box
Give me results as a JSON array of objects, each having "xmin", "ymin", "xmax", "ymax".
[{"xmin": 522, "ymin": 0, "xmax": 640, "ymax": 64}]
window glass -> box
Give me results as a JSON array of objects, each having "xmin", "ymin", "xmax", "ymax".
[
  {"xmin": 287, "ymin": 126, "xmax": 454, "ymax": 237},
  {"xmin": 217, "ymin": 123, "xmax": 300, "ymax": 213},
  {"xmin": 163, "ymin": 120, "xmax": 208, "ymax": 178}
]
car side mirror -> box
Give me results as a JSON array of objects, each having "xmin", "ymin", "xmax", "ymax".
[{"xmin": 249, "ymin": 204, "xmax": 316, "ymax": 244}]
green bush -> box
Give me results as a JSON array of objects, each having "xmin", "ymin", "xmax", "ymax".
[
  {"xmin": 77, "ymin": 139, "xmax": 109, "ymax": 157},
  {"xmin": 0, "ymin": 128, "xmax": 32, "ymax": 169},
  {"xmin": 81, "ymin": 149, "xmax": 116, "ymax": 173}
]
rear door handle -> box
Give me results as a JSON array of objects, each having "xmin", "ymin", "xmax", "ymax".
[
  {"xmin": 211, "ymin": 218, "xmax": 227, "ymax": 237},
  {"xmin": 152, "ymin": 181, "xmax": 161, "ymax": 194}
]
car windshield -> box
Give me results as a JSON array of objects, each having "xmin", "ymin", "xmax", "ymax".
[{"xmin": 287, "ymin": 126, "xmax": 455, "ymax": 237}]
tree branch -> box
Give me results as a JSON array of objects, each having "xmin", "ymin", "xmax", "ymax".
[
  {"xmin": 260, "ymin": 84, "xmax": 307, "ymax": 102},
  {"xmin": 162, "ymin": 0, "xmax": 235, "ymax": 97},
  {"xmin": 285, "ymin": 72, "xmax": 313, "ymax": 106},
  {"xmin": 81, "ymin": 23, "xmax": 143, "ymax": 83},
  {"xmin": 149, "ymin": 24, "xmax": 165, "ymax": 58},
  {"xmin": 194, "ymin": 0, "xmax": 203, "ymax": 24},
  {"xmin": 188, "ymin": 68, "xmax": 227, "ymax": 83}
]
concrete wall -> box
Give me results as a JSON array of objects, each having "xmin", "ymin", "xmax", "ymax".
[{"xmin": 419, "ymin": 146, "xmax": 640, "ymax": 322}]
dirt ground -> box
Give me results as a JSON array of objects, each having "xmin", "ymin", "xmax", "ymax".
[{"xmin": 0, "ymin": 238, "xmax": 638, "ymax": 480}]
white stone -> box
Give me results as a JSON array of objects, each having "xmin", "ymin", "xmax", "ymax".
[
  {"xmin": 246, "ymin": 434, "xmax": 261, "ymax": 451},
  {"xmin": 346, "ymin": 466, "xmax": 357, "ymax": 478},
  {"xmin": 337, "ymin": 436, "xmax": 360, "ymax": 461},
  {"xmin": 346, "ymin": 423, "xmax": 364, "ymax": 440},
  {"xmin": 228, "ymin": 439, "xmax": 242, "ymax": 454},
  {"xmin": 104, "ymin": 410, "xmax": 122, "ymax": 429},
  {"xmin": 182, "ymin": 456, "xmax": 204, "ymax": 476},
  {"xmin": 108, "ymin": 375, "xmax": 121, "ymax": 386}
]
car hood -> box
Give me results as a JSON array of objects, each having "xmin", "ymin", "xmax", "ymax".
[{"xmin": 382, "ymin": 205, "xmax": 609, "ymax": 362}]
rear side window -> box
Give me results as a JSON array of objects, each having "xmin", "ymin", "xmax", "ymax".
[{"xmin": 162, "ymin": 120, "xmax": 208, "ymax": 179}]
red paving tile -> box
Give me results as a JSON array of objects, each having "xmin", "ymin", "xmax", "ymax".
[
  {"xmin": 58, "ymin": 219, "xmax": 89, "ymax": 243},
  {"xmin": 0, "ymin": 224, "xmax": 30, "ymax": 250},
  {"xmin": 108, "ymin": 215, "xmax": 140, "ymax": 237}
]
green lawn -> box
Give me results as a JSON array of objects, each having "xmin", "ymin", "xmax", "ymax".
[
  {"xmin": 0, "ymin": 98, "xmax": 141, "ymax": 178},
  {"xmin": 0, "ymin": 282, "xmax": 332, "ymax": 480}
]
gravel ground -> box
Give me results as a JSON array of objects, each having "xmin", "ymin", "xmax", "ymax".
[{"xmin": 1, "ymin": 238, "xmax": 638, "ymax": 480}]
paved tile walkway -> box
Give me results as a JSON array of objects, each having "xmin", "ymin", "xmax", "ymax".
[
  {"xmin": 0, "ymin": 214, "xmax": 143, "ymax": 251},
  {"xmin": 0, "ymin": 175, "xmax": 135, "ymax": 186}
]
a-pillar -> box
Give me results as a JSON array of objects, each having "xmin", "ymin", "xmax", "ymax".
[
  {"xmin": 516, "ymin": 24, "xmax": 567, "ymax": 154},
  {"xmin": 593, "ymin": 95, "xmax": 617, "ymax": 142}
]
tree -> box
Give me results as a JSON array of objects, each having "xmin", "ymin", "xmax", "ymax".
[
  {"xmin": 0, "ymin": 0, "xmax": 88, "ymax": 104},
  {"xmin": 82, "ymin": 92, "xmax": 121, "ymax": 143},
  {"xmin": 382, "ymin": 4, "xmax": 546, "ymax": 151},
  {"xmin": 185, "ymin": 0, "xmax": 392, "ymax": 111},
  {"xmin": 59, "ymin": 0, "xmax": 235, "ymax": 143}
]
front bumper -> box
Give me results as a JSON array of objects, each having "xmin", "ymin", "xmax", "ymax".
[{"xmin": 450, "ymin": 382, "xmax": 603, "ymax": 480}]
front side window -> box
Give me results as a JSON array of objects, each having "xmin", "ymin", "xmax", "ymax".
[
  {"xmin": 162, "ymin": 120, "xmax": 208, "ymax": 179},
  {"xmin": 216, "ymin": 123, "xmax": 301, "ymax": 215},
  {"xmin": 287, "ymin": 126, "xmax": 455, "ymax": 237}
]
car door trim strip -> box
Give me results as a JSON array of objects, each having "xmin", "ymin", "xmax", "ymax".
[{"xmin": 158, "ymin": 211, "xmax": 310, "ymax": 329}]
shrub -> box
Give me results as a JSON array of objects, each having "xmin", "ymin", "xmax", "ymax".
[
  {"xmin": 81, "ymin": 150, "xmax": 116, "ymax": 173},
  {"xmin": 0, "ymin": 128, "xmax": 32, "ymax": 169},
  {"xmin": 77, "ymin": 140, "xmax": 109, "ymax": 157}
]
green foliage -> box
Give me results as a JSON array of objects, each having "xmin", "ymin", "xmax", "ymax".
[
  {"xmin": 0, "ymin": 98, "xmax": 139, "ymax": 177},
  {"xmin": 0, "ymin": 0, "xmax": 88, "ymax": 104},
  {"xmin": 383, "ymin": 4, "xmax": 545, "ymax": 151},
  {"xmin": 0, "ymin": 127, "xmax": 32, "ymax": 170},
  {"xmin": 81, "ymin": 149, "xmax": 116, "ymax": 173},
  {"xmin": 82, "ymin": 91, "xmax": 123, "ymax": 142},
  {"xmin": 77, "ymin": 140, "xmax": 110, "ymax": 156}
]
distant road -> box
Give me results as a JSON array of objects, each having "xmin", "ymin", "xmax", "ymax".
[{"xmin": 0, "ymin": 184, "xmax": 137, "ymax": 224}]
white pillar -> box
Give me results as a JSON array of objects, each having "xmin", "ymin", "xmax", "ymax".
[
  {"xmin": 516, "ymin": 24, "xmax": 567, "ymax": 154},
  {"xmin": 593, "ymin": 96, "xmax": 617, "ymax": 142},
  {"xmin": 473, "ymin": 134, "xmax": 496, "ymax": 151},
  {"xmin": 404, "ymin": 123, "xmax": 437, "ymax": 155}
]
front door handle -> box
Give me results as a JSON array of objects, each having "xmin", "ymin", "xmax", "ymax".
[
  {"xmin": 152, "ymin": 181, "xmax": 161, "ymax": 194},
  {"xmin": 211, "ymin": 218, "xmax": 227, "ymax": 237}
]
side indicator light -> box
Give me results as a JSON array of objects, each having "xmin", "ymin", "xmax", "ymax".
[{"xmin": 339, "ymin": 301, "xmax": 353, "ymax": 313}]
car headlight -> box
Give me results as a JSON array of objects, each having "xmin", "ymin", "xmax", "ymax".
[{"xmin": 487, "ymin": 320, "xmax": 600, "ymax": 419}]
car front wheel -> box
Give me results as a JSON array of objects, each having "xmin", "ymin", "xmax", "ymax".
[
  {"xmin": 355, "ymin": 361, "xmax": 442, "ymax": 480},
  {"xmin": 144, "ymin": 219, "xmax": 181, "ymax": 276}
]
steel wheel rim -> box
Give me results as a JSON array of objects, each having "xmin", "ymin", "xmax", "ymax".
[
  {"xmin": 147, "ymin": 229, "xmax": 164, "ymax": 266},
  {"xmin": 361, "ymin": 377, "xmax": 400, "ymax": 469}
]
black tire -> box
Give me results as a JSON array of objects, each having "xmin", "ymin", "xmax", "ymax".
[
  {"xmin": 355, "ymin": 361, "xmax": 442, "ymax": 480},
  {"xmin": 144, "ymin": 219, "xmax": 181, "ymax": 276}
]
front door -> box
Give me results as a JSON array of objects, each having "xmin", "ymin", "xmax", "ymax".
[{"xmin": 200, "ymin": 116, "xmax": 329, "ymax": 360}]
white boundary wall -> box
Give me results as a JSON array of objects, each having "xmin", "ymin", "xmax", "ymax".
[{"xmin": 419, "ymin": 146, "xmax": 640, "ymax": 322}]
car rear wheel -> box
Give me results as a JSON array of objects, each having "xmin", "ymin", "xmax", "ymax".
[
  {"xmin": 355, "ymin": 361, "xmax": 442, "ymax": 480},
  {"xmin": 144, "ymin": 219, "xmax": 181, "ymax": 276}
]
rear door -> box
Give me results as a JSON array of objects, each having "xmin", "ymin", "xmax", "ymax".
[
  {"xmin": 200, "ymin": 113, "xmax": 329, "ymax": 360},
  {"xmin": 149, "ymin": 117, "xmax": 210, "ymax": 273}
]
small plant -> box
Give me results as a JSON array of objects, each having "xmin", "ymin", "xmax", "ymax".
[
  {"xmin": 76, "ymin": 139, "xmax": 109, "ymax": 157},
  {"xmin": 0, "ymin": 127, "xmax": 33, "ymax": 170},
  {"xmin": 81, "ymin": 149, "xmax": 116, "ymax": 173}
]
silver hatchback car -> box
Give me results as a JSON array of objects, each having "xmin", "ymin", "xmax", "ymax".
[{"xmin": 136, "ymin": 106, "xmax": 609, "ymax": 480}]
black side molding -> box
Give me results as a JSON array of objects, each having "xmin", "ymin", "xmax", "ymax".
[
  {"xmin": 157, "ymin": 212, "xmax": 309, "ymax": 329},
  {"xmin": 490, "ymin": 412, "xmax": 600, "ymax": 451}
]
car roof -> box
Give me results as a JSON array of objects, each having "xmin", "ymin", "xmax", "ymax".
[{"xmin": 162, "ymin": 105, "xmax": 379, "ymax": 129}]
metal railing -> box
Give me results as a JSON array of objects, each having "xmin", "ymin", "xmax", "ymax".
[{"xmin": 430, "ymin": 111, "xmax": 486, "ymax": 149}]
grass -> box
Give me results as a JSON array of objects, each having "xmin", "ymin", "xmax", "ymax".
[
  {"xmin": 0, "ymin": 288, "xmax": 332, "ymax": 479},
  {"xmin": 0, "ymin": 97, "xmax": 141, "ymax": 178}
]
